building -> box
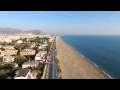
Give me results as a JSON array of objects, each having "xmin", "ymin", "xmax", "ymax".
[
  {"xmin": 38, "ymin": 46, "xmax": 43, "ymax": 50},
  {"xmin": 42, "ymin": 44, "xmax": 47, "ymax": 47},
  {"xmin": 3, "ymin": 56, "xmax": 15, "ymax": 62},
  {"xmin": 22, "ymin": 62, "xmax": 38, "ymax": 69},
  {"xmin": 17, "ymin": 40, "xmax": 23, "ymax": 44},
  {"xmin": 14, "ymin": 69, "xmax": 37, "ymax": 79},
  {"xmin": 38, "ymin": 51, "xmax": 47, "ymax": 57},
  {"xmin": 1, "ymin": 50, "xmax": 18, "ymax": 56},
  {"xmin": 38, "ymin": 46, "xmax": 46, "ymax": 50},
  {"xmin": 30, "ymin": 42, "xmax": 36, "ymax": 48},
  {"xmin": 20, "ymin": 49, "xmax": 35, "ymax": 56},
  {"xmin": 34, "ymin": 52, "xmax": 46, "ymax": 63},
  {"xmin": 35, "ymin": 54, "xmax": 42, "ymax": 60},
  {"xmin": 2, "ymin": 45, "xmax": 15, "ymax": 50},
  {"xmin": 14, "ymin": 69, "xmax": 31, "ymax": 79}
]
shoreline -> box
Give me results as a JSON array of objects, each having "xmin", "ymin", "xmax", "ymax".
[{"xmin": 56, "ymin": 36, "xmax": 111, "ymax": 79}]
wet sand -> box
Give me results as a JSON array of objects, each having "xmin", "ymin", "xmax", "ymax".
[{"xmin": 56, "ymin": 36, "xmax": 110, "ymax": 79}]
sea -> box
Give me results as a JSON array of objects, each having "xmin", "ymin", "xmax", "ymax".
[{"xmin": 61, "ymin": 35, "xmax": 120, "ymax": 79}]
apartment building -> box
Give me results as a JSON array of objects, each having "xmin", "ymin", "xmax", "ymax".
[
  {"xmin": 1, "ymin": 50, "xmax": 18, "ymax": 56},
  {"xmin": 20, "ymin": 49, "xmax": 35, "ymax": 56},
  {"xmin": 2, "ymin": 45, "xmax": 15, "ymax": 50}
]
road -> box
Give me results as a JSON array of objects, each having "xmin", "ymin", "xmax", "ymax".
[{"xmin": 45, "ymin": 36, "xmax": 57, "ymax": 79}]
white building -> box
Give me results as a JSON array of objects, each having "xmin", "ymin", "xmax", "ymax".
[
  {"xmin": 35, "ymin": 54, "xmax": 42, "ymax": 60},
  {"xmin": 34, "ymin": 53, "xmax": 45, "ymax": 63},
  {"xmin": 17, "ymin": 40, "xmax": 23, "ymax": 44},
  {"xmin": 3, "ymin": 56, "xmax": 15, "ymax": 63},
  {"xmin": 38, "ymin": 46, "xmax": 43, "ymax": 50}
]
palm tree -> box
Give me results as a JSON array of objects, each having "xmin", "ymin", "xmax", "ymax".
[
  {"xmin": 56, "ymin": 59, "xmax": 59, "ymax": 65},
  {"xmin": 16, "ymin": 44, "xmax": 24, "ymax": 55},
  {"xmin": 57, "ymin": 68, "xmax": 62, "ymax": 79}
]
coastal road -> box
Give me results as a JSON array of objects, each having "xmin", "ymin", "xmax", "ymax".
[{"xmin": 45, "ymin": 37, "xmax": 57, "ymax": 79}]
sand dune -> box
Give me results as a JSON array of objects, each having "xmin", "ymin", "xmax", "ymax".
[{"xmin": 56, "ymin": 36, "xmax": 109, "ymax": 79}]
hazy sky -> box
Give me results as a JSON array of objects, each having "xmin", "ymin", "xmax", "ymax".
[{"xmin": 0, "ymin": 11, "xmax": 120, "ymax": 35}]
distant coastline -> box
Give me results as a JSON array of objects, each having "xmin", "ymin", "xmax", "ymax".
[{"xmin": 57, "ymin": 36, "xmax": 111, "ymax": 79}]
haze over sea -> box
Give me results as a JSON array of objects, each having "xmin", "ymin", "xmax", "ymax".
[{"xmin": 61, "ymin": 35, "xmax": 120, "ymax": 79}]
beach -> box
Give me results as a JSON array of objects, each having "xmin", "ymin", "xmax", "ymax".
[{"xmin": 56, "ymin": 36, "xmax": 110, "ymax": 79}]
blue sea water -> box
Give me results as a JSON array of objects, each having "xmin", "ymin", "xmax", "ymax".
[{"xmin": 61, "ymin": 35, "xmax": 120, "ymax": 79}]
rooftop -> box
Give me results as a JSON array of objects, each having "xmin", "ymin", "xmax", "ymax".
[
  {"xmin": 38, "ymin": 51, "xmax": 47, "ymax": 53},
  {"xmin": 23, "ymin": 62, "xmax": 37, "ymax": 65},
  {"xmin": 15, "ymin": 69, "xmax": 30, "ymax": 77},
  {"xmin": 22, "ymin": 49, "xmax": 35, "ymax": 52}
]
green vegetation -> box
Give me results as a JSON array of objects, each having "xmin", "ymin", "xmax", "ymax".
[
  {"xmin": 36, "ymin": 63, "xmax": 45, "ymax": 79},
  {"xmin": 0, "ymin": 64, "xmax": 21, "ymax": 79},
  {"xmin": 14, "ymin": 55, "xmax": 28, "ymax": 65},
  {"xmin": 29, "ymin": 63, "xmax": 46, "ymax": 79},
  {"xmin": 56, "ymin": 59, "xmax": 62, "ymax": 79},
  {"xmin": 55, "ymin": 37, "xmax": 62, "ymax": 79},
  {"xmin": 15, "ymin": 44, "xmax": 24, "ymax": 55},
  {"xmin": 29, "ymin": 37, "xmax": 49, "ymax": 44},
  {"xmin": 0, "ymin": 57, "xmax": 3, "ymax": 66},
  {"xmin": 46, "ymin": 42, "xmax": 51, "ymax": 54}
]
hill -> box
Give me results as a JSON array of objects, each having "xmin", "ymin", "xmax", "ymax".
[{"xmin": 0, "ymin": 28, "xmax": 44, "ymax": 34}]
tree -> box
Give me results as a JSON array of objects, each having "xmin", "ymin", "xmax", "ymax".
[
  {"xmin": 0, "ymin": 57, "xmax": 3, "ymax": 62},
  {"xmin": 23, "ymin": 38, "xmax": 27, "ymax": 43},
  {"xmin": 46, "ymin": 42, "xmax": 51, "ymax": 54},
  {"xmin": 15, "ymin": 66, "xmax": 21, "ymax": 71},
  {"xmin": 1, "ymin": 64, "xmax": 15, "ymax": 70},
  {"xmin": 5, "ymin": 69, "xmax": 10, "ymax": 74},
  {"xmin": 57, "ymin": 67, "xmax": 62, "ymax": 78},
  {"xmin": 56, "ymin": 59, "xmax": 59, "ymax": 65},
  {"xmin": 0, "ymin": 69, "xmax": 6, "ymax": 76},
  {"xmin": 16, "ymin": 44, "xmax": 24, "ymax": 55},
  {"xmin": 14, "ymin": 55, "xmax": 28, "ymax": 64}
]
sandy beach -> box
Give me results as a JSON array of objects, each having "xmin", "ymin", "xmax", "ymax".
[{"xmin": 56, "ymin": 36, "xmax": 110, "ymax": 79}]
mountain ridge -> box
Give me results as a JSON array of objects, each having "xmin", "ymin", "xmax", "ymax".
[{"xmin": 0, "ymin": 28, "xmax": 44, "ymax": 34}]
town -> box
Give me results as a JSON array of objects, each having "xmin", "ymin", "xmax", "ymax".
[{"xmin": 0, "ymin": 32, "xmax": 61, "ymax": 79}]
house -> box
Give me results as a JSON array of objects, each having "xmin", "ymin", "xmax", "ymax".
[
  {"xmin": 38, "ymin": 46, "xmax": 46, "ymax": 50},
  {"xmin": 20, "ymin": 49, "xmax": 35, "ymax": 56},
  {"xmin": 14, "ymin": 69, "xmax": 31, "ymax": 79},
  {"xmin": 35, "ymin": 54, "xmax": 42, "ymax": 60},
  {"xmin": 22, "ymin": 62, "xmax": 38, "ymax": 69},
  {"xmin": 34, "ymin": 53, "xmax": 46, "ymax": 63},
  {"xmin": 3, "ymin": 56, "xmax": 15, "ymax": 63},
  {"xmin": 2, "ymin": 45, "xmax": 15, "ymax": 50},
  {"xmin": 14, "ymin": 69, "xmax": 37, "ymax": 79},
  {"xmin": 38, "ymin": 46, "xmax": 43, "ymax": 50},
  {"xmin": 1, "ymin": 50, "xmax": 18, "ymax": 56},
  {"xmin": 17, "ymin": 40, "xmax": 23, "ymax": 44},
  {"xmin": 38, "ymin": 51, "xmax": 47, "ymax": 57}
]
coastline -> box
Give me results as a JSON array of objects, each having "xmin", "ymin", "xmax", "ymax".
[{"xmin": 56, "ymin": 36, "xmax": 111, "ymax": 79}]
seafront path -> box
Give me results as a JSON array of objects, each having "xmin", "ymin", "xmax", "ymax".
[{"xmin": 42, "ymin": 37, "xmax": 57, "ymax": 79}]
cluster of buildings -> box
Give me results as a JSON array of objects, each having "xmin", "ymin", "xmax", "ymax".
[
  {"xmin": 0, "ymin": 33, "xmax": 55, "ymax": 79},
  {"xmin": 0, "ymin": 33, "xmax": 52, "ymax": 43}
]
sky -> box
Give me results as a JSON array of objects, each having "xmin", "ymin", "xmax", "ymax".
[{"xmin": 0, "ymin": 11, "xmax": 120, "ymax": 35}]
